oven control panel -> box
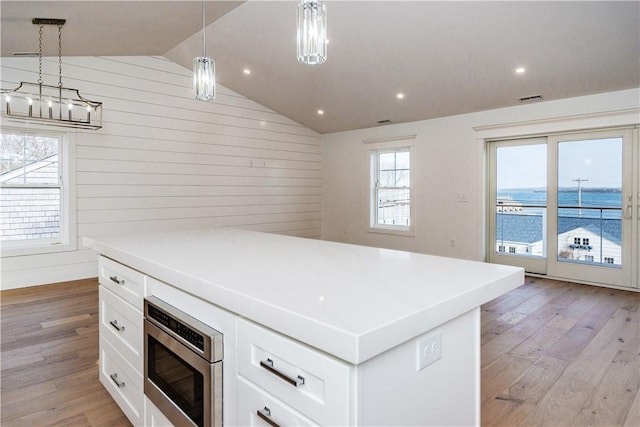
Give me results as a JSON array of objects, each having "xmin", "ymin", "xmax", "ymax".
[
  {"xmin": 147, "ymin": 304, "xmax": 205, "ymax": 351},
  {"xmin": 144, "ymin": 295, "xmax": 223, "ymax": 363}
]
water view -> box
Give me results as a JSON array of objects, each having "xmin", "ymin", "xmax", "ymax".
[{"xmin": 496, "ymin": 188, "xmax": 621, "ymax": 266}]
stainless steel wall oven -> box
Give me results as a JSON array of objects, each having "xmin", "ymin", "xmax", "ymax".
[{"xmin": 144, "ymin": 296, "xmax": 223, "ymax": 427}]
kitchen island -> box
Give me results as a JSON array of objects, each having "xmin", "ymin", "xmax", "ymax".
[{"xmin": 85, "ymin": 228, "xmax": 523, "ymax": 426}]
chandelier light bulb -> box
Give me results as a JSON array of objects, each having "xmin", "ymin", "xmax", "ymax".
[
  {"xmin": 297, "ymin": 0, "xmax": 327, "ymax": 65},
  {"xmin": 1, "ymin": 18, "xmax": 102, "ymax": 129},
  {"xmin": 194, "ymin": 57, "xmax": 215, "ymax": 101},
  {"xmin": 193, "ymin": 0, "xmax": 215, "ymax": 100}
]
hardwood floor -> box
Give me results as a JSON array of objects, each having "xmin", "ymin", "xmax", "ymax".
[
  {"xmin": 481, "ymin": 276, "xmax": 640, "ymax": 427},
  {"xmin": 1, "ymin": 276, "xmax": 638, "ymax": 426},
  {"xmin": 1, "ymin": 279, "xmax": 131, "ymax": 427}
]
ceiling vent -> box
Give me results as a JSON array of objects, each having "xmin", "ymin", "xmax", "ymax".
[
  {"xmin": 519, "ymin": 94, "xmax": 543, "ymax": 103},
  {"xmin": 376, "ymin": 119, "xmax": 393, "ymax": 125}
]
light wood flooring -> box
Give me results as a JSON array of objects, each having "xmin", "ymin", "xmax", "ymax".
[
  {"xmin": 481, "ymin": 276, "xmax": 640, "ymax": 426},
  {"xmin": 1, "ymin": 279, "xmax": 131, "ymax": 426},
  {"xmin": 1, "ymin": 276, "xmax": 639, "ymax": 426}
]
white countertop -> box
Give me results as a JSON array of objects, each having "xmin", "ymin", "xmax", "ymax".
[{"xmin": 84, "ymin": 228, "xmax": 523, "ymax": 364}]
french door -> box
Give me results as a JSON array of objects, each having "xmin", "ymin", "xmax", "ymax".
[{"xmin": 488, "ymin": 128, "xmax": 635, "ymax": 288}]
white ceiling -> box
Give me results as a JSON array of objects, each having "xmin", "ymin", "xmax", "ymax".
[{"xmin": 2, "ymin": 1, "xmax": 639, "ymax": 134}]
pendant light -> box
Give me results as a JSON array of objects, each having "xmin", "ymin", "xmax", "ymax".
[
  {"xmin": 193, "ymin": 0, "xmax": 215, "ymax": 101},
  {"xmin": 297, "ymin": 0, "xmax": 327, "ymax": 65},
  {"xmin": 1, "ymin": 18, "xmax": 102, "ymax": 130}
]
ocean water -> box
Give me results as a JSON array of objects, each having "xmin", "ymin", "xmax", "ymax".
[
  {"xmin": 498, "ymin": 189, "xmax": 621, "ymax": 219},
  {"xmin": 496, "ymin": 189, "xmax": 622, "ymax": 243}
]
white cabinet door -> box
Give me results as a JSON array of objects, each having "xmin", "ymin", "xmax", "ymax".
[
  {"xmin": 237, "ymin": 318, "xmax": 352, "ymax": 426},
  {"xmin": 145, "ymin": 397, "xmax": 174, "ymax": 427}
]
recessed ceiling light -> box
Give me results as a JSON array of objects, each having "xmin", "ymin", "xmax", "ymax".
[
  {"xmin": 317, "ymin": 109, "xmax": 324, "ymax": 115},
  {"xmin": 515, "ymin": 67, "xmax": 526, "ymax": 74},
  {"xmin": 243, "ymin": 68, "xmax": 251, "ymax": 75},
  {"xmin": 396, "ymin": 93, "xmax": 405, "ymax": 99}
]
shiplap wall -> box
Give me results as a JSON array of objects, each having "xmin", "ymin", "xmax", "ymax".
[{"xmin": 1, "ymin": 56, "xmax": 321, "ymax": 290}]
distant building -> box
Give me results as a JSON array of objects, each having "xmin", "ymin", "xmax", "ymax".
[
  {"xmin": 496, "ymin": 196, "xmax": 523, "ymax": 213},
  {"xmin": 0, "ymin": 154, "xmax": 60, "ymax": 241},
  {"xmin": 551, "ymin": 225, "xmax": 620, "ymax": 265},
  {"xmin": 496, "ymin": 212, "xmax": 621, "ymax": 266}
]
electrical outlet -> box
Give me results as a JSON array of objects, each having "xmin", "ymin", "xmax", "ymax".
[{"xmin": 416, "ymin": 331, "xmax": 442, "ymax": 371}]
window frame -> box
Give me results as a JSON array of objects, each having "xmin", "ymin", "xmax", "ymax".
[
  {"xmin": 365, "ymin": 136, "xmax": 415, "ymax": 236},
  {"xmin": 1, "ymin": 126, "xmax": 76, "ymax": 257}
]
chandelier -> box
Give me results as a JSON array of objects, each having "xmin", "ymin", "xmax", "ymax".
[
  {"xmin": 193, "ymin": 0, "xmax": 215, "ymax": 101},
  {"xmin": 1, "ymin": 18, "xmax": 102, "ymax": 130},
  {"xmin": 297, "ymin": 0, "xmax": 327, "ymax": 65}
]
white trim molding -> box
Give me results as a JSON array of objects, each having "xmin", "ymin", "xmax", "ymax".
[{"xmin": 474, "ymin": 107, "xmax": 640, "ymax": 141}]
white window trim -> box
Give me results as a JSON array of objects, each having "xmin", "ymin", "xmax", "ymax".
[
  {"xmin": 364, "ymin": 135, "xmax": 416, "ymax": 236},
  {"xmin": 1, "ymin": 126, "xmax": 77, "ymax": 257}
]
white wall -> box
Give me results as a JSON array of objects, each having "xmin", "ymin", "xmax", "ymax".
[
  {"xmin": 1, "ymin": 56, "xmax": 321, "ymax": 290},
  {"xmin": 321, "ymin": 89, "xmax": 640, "ymax": 261}
]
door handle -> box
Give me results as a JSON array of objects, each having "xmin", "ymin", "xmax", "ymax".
[
  {"xmin": 256, "ymin": 407, "xmax": 280, "ymax": 427},
  {"xmin": 110, "ymin": 373, "xmax": 125, "ymax": 388},
  {"xmin": 109, "ymin": 275, "xmax": 125, "ymax": 285},
  {"xmin": 624, "ymin": 204, "xmax": 632, "ymax": 219},
  {"xmin": 109, "ymin": 319, "xmax": 125, "ymax": 332},
  {"xmin": 259, "ymin": 358, "xmax": 305, "ymax": 387}
]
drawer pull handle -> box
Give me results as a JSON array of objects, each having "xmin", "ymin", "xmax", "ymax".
[
  {"xmin": 109, "ymin": 275, "xmax": 125, "ymax": 285},
  {"xmin": 110, "ymin": 373, "xmax": 125, "ymax": 388},
  {"xmin": 257, "ymin": 407, "xmax": 280, "ymax": 427},
  {"xmin": 259, "ymin": 358, "xmax": 305, "ymax": 387},
  {"xmin": 109, "ymin": 320, "xmax": 125, "ymax": 332}
]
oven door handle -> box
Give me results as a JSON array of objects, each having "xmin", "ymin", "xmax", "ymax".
[{"xmin": 259, "ymin": 358, "xmax": 305, "ymax": 387}]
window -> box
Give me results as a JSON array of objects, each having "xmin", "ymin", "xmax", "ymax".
[
  {"xmin": 498, "ymin": 245, "xmax": 505, "ymax": 253},
  {"xmin": 585, "ymin": 255, "xmax": 594, "ymax": 262},
  {"xmin": 582, "ymin": 238, "xmax": 590, "ymax": 246},
  {"xmin": 1, "ymin": 129, "xmax": 76, "ymax": 256},
  {"xmin": 604, "ymin": 257, "xmax": 614, "ymax": 264},
  {"xmin": 574, "ymin": 237, "xmax": 581, "ymax": 245},
  {"xmin": 366, "ymin": 136, "xmax": 415, "ymax": 236},
  {"xmin": 509, "ymin": 246, "xmax": 516, "ymax": 254}
]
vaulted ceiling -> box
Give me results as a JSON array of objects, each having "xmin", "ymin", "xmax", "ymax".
[{"xmin": 2, "ymin": 1, "xmax": 639, "ymax": 134}]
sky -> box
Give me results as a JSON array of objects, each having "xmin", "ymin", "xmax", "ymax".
[{"xmin": 496, "ymin": 137, "xmax": 622, "ymax": 190}]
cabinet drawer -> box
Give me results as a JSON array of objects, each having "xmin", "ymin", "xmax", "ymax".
[
  {"xmin": 99, "ymin": 286, "xmax": 143, "ymax": 373},
  {"xmin": 100, "ymin": 336, "xmax": 144, "ymax": 426},
  {"xmin": 145, "ymin": 396, "xmax": 173, "ymax": 427},
  {"xmin": 99, "ymin": 256, "xmax": 145, "ymax": 309},
  {"xmin": 238, "ymin": 319, "xmax": 351, "ymax": 426},
  {"xmin": 237, "ymin": 377, "xmax": 316, "ymax": 426}
]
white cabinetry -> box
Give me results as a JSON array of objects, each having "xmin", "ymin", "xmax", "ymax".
[
  {"xmin": 86, "ymin": 228, "xmax": 520, "ymax": 426},
  {"xmin": 98, "ymin": 256, "xmax": 145, "ymax": 426},
  {"xmin": 237, "ymin": 318, "xmax": 352, "ymax": 426},
  {"xmin": 145, "ymin": 396, "xmax": 173, "ymax": 427}
]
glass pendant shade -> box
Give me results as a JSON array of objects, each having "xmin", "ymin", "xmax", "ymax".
[
  {"xmin": 297, "ymin": 0, "xmax": 327, "ymax": 65},
  {"xmin": 193, "ymin": 56, "xmax": 215, "ymax": 101}
]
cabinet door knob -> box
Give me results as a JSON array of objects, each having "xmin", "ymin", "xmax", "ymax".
[
  {"xmin": 109, "ymin": 275, "xmax": 125, "ymax": 285},
  {"xmin": 257, "ymin": 407, "xmax": 280, "ymax": 427},
  {"xmin": 259, "ymin": 358, "xmax": 305, "ymax": 387}
]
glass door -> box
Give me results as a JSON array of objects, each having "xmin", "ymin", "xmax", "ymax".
[
  {"xmin": 488, "ymin": 128, "xmax": 635, "ymax": 288},
  {"xmin": 548, "ymin": 129, "xmax": 632, "ymax": 287},
  {"xmin": 488, "ymin": 138, "xmax": 547, "ymax": 274}
]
